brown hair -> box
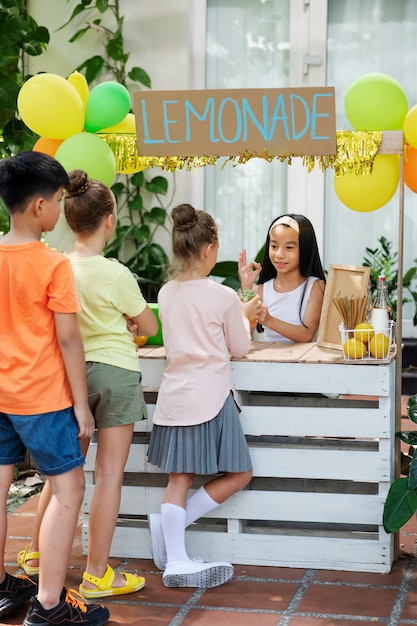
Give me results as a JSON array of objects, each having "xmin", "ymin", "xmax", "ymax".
[
  {"xmin": 64, "ymin": 169, "xmax": 115, "ymax": 235},
  {"xmin": 171, "ymin": 203, "xmax": 218, "ymax": 271}
]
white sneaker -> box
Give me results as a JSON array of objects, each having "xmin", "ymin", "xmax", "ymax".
[
  {"xmin": 162, "ymin": 560, "xmax": 234, "ymax": 588},
  {"xmin": 148, "ymin": 513, "xmax": 167, "ymax": 570}
]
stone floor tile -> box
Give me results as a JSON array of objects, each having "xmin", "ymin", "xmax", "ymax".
[
  {"xmin": 297, "ymin": 584, "xmax": 399, "ymax": 618},
  {"xmin": 196, "ymin": 578, "xmax": 299, "ymax": 611}
]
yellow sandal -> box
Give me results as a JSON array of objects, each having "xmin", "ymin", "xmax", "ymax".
[
  {"xmin": 79, "ymin": 564, "xmax": 145, "ymax": 599},
  {"xmin": 16, "ymin": 545, "xmax": 40, "ymax": 575}
]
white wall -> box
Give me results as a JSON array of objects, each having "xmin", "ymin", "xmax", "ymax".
[
  {"xmin": 27, "ymin": 0, "xmax": 192, "ymax": 251},
  {"xmin": 27, "ymin": 1, "xmax": 189, "ymax": 88}
]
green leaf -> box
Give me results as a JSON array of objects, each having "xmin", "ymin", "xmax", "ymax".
[
  {"xmin": 145, "ymin": 176, "xmax": 168, "ymax": 195},
  {"xmin": 96, "ymin": 0, "xmax": 110, "ymax": 12},
  {"xmin": 22, "ymin": 40, "xmax": 47, "ymax": 56},
  {"xmin": 255, "ymin": 245, "xmax": 265, "ymax": 263},
  {"xmin": 0, "ymin": 117, "xmax": 36, "ymax": 155},
  {"xmin": 407, "ymin": 395, "xmax": 417, "ymax": 425},
  {"xmin": 76, "ymin": 56, "xmax": 104, "ymax": 84},
  {"xmin": 146, "ymin": 207, "xmax": 166, "ymax": 225},
  {"xmin": 0, "ymin": 0, "xmax": 22, "ymax": 8},
  {"xmin": 130, "ymin": 171, "xmax": 144, "ymax": 187},
  {"xmin": 110, "ymin": 182, "xmax": 125, "ymax": 198},
  {"xmin": 409, "ymin": 453, "xmax": 417, "ymax": 490},
  {"xmin": 107, "ymin": 36, "xmax": 125, "ymax": 62},
  {"xmin": 399, "ymin": 431, "xmax": 417, "ymax": 446},
  {"xmin": 57, "ymin": 3, "xmax": 87, "ymax": 31},
  {"xmin": 222, "ymin": 276, "xmax": 240, "ymax": 290},
  {"xmin": 28, "ymin": 25, "xmax": 49, "ymax": 44},
  {"xmin": 403, "ymin": 267, "xmax": 417, "ymax": 286},
  {"xmin": 0, "ymin": 76, "xmax": 20, "ymax": 110},
  {"xmin": 128, "ymin": 66, "xmax": 151, "ymax": 88},
  {"xmin": 128, "ymin": 194, "xmax": 143, "ymax": 212},
  {"xmin": 69, "ymin": 27, "xmax": 90, "ymax": 43},
  {"xmin": 210, "ymin": 260, "xmax": 238, "ymax": 278},
  {"xmin": 0, "ymin": 49, "xmax": 19, "ymax": 70},
  {"xmin": 383, "ymin": 477, "xmax": 417, "ymax": 533}
]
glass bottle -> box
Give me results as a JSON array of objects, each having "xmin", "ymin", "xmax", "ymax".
[{"xmin": 370, "ymin": 275, "xmax": 392, "ymax": 336}]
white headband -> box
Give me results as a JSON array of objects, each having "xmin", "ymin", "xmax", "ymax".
[{"xmin": 269, "ymin": 215, "xmax": 300, "ymax": 234}]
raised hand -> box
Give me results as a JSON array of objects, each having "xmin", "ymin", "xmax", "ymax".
[{"xmin": 238, "ymin": 249, "xmax": 262, "ymax": 290}]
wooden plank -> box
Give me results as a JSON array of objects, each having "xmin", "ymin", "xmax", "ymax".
[
  {"xmin": 299, "ymin": 344, "xmax": 343, "ymax": 363},
  {"xmin": 138, "ymin": 346, "xmax": 166, "ymax": 358},
  {"xmin": 239, "ymin": 405, "xmax": 390, "ymax": 438},
  {"xmin": 85, "ymin": 443, "xmax": 389, "ymax": 481},
  {"xmin": 271, "ymin": 342, "xmax": 317, "ymax": 362},
  {"xmin": 231, "ymin": 360, "xmax": 392, "ymax": 396},
  {"xmin": 100, "ymin": 526, "xmax": 392, "ymax": 573},
  {"xmin": 379, "ymin": 130, "xmax": 404, "ymax": 154},
  {"xmin": 83, "ymin": 485, "xmax": 386, "ymax": 525},
  {"xmin": 140, "ymin": 358, "xmax": 166, "ymax": 387},
  {"xmin": 233, "ymin": 341, "xmax": 298, "ymax": 362}
]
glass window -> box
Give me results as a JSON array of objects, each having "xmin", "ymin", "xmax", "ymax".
[
  {"xmin": 325, "ymin": 0, "xmax": 417, "ymax": 319},
  {"xmin": 206, "ymin": 0, "xmax": 290, "ymax": 263}
]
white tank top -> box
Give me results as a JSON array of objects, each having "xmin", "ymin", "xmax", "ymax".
[{"xmin": 262, "ymin": 276, "xmax": 318, "ymax": 342}]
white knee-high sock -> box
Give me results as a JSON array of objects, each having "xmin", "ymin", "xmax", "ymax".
[
  {"xmin": 185, "ymin": 486, "xmax": 219, "ymax": 526},
  {"xmin": 161, "ymin": 503, "xmax": 190, "ymax": 564}
]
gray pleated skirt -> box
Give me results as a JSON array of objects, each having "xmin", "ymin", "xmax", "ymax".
[{"xmin": 147, "ymin": 392, "xmax": 253, "ymax": 474}]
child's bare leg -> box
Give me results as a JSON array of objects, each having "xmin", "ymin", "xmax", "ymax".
[
  {"xmin": 82, "ymin": 424, "xmax": 134, "ymax": 590},
  {"xmin": 20, "ymin": 479, "xmax": 51, "ymax": 570},
  {"xmin": 163, "ymin": 472, "xmax": 194, "ymax": 508},
  {"xmin": 36, "ymin": 466, "xmax": 85, "ymax": 609},
  {"xmin": 183, "ymin": 471, "xmax": 252, "ymax": 527},
  {"xmin": 0, "ymin": 464, "xmax": 15, "ymax": 581},
  {"xmin": 203, "ymin": 470, "xmax": 252, "ymax": 504}
]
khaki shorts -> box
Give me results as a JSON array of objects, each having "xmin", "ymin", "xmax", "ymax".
[{"xmin": 86, "ymin": 362, "xmax": 147, "ymax": 429}]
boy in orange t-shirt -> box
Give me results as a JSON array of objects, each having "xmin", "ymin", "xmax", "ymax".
[{"xmin": 0, "ymin": 152, "xmax": 109, "ymax": 626}]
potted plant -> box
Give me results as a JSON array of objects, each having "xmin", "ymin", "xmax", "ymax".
[
  {"xmin": 383, "ymin": 393, "xmax": 417, "ymax": 533},
  {"xmin": 362, "ymin": 236, "xmax": 417, "ymax": 325}
]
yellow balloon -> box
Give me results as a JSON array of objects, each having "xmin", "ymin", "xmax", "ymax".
[
  {"xmin": 67, "ymin": 71, "xmax": 89, "ymax": 107},
  {"xmin": 334, "ymin": 154, "xmax": 400, "ymax": 212},
  {"xmin": 100, "ymin": 112, "xmax": 136, "ymax": 134},
  {"xmin": 18, "ymin": 73, "xmax": 84, "ymax": 139},
  {"xmin": 403, "ymin": 104, "xmax": 417, "ymax": 149}
]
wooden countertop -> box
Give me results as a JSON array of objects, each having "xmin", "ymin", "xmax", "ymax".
[{"xmin": 138, "ymin": 341, "xmax": 397, "ymax": 365}]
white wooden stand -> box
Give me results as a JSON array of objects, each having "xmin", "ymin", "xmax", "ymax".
[{"xmin": 83, "ymin": 342, "xmax": 396, "ymax": 573}]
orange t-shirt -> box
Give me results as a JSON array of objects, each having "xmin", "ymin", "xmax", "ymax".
[{"xmin": 0, "ymin": 241, "xmax": 81, "ymax": 415}]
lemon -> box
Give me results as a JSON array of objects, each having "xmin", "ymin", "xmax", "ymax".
[
  {"xmin": 369, "ymin": 333, "xmax": 389, "ymax": 359},
  {"xmin": 343, "ymin": 337, "xmax": 367, "ymax": 359},
  {"xmin": 354, "ymin": 322, "xmax": 374, "ymax": 345},
  {"xmin": 134, "ymin": 335, "xmax": 148, "ymax": 347}
]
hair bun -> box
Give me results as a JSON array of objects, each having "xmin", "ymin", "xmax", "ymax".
[
  {"xmin": 175, "ymin": 216, "xmax": 198, "ymax": 231},
  {"xmin": 172, "ymin": 203, "xmax": 198, "ymax": 232},
  {"xmin": 66, "ymin": 169, "xmax": 91, "ymax": 198}
]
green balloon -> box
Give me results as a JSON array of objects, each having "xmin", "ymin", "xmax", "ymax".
[
  {"xmin": 55, "ymin": 132, "xmax": 116, "ymax": 186},
  {"xmin": 84, "ymin": 82, "xmax": 131, "ymax": 133},
  {"xmin": 344, "ymin": 72, "xmax": 408, "ymax": 131}
]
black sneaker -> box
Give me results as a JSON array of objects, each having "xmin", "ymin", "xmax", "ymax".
[
  {"xmin": 23, "ymin": 588, "xmax": 110, "ymax": 626},
  {"xmin": 0, "ymin": 572, "xmax": 38, "ymax": 617}
]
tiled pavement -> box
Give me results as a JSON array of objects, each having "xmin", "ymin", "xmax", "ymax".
[{"xmin": 3, "ymin": 398, "xmax": 417, "ymax": 626}]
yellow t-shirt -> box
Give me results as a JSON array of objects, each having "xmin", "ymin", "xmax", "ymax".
[
  {"xmin": 68, "ymin": 256, "xmax": 147, "ymax": 372},
  {"xmin": 0, "ymin": 242, "xmax": 80, "ymax": 415}
]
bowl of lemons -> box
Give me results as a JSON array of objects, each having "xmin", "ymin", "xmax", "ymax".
[{"xmin": 340, "ymin": 320, "xmax": 394, "ymax": 362}]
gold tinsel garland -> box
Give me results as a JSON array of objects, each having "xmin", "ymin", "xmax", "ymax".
[{"xmin": 98, "ymin": 130, "xmax": 383, "ymax": 176}]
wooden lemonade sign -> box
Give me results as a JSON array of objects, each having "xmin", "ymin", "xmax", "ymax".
[{"xmin": 133, "ymin": 87, "xmax": 336, "ymax": 157}]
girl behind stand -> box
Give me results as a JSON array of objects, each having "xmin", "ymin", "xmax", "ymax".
[
  {"xmin": 147, "ymin": 203, "xmax": 261, "ymax": 588},
  {"xmin": 238, "ymin": 213, "xmax": 325, "ymax": 343}
]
